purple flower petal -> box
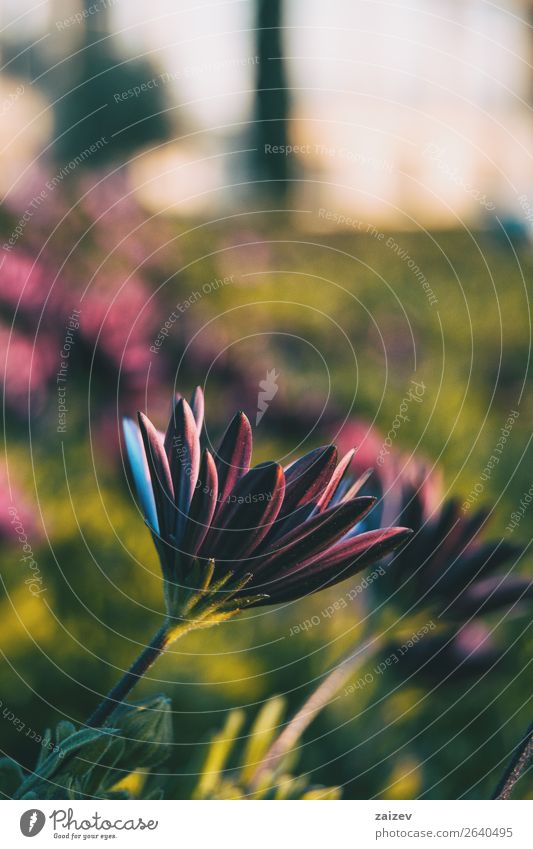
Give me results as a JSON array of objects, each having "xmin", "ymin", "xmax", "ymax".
[
  {"xmin": 167, "ymin": 399, "xmax": 201, "ymax": 543},
  {"xmin": 253, "ymin": 496, "xmax": 377, "ymax": 578},
  {"xmin": 214, "ymin": 412, "xmax": 253, "ymax": 509},
  {"xmin": 447, "ymin": 575, "xmax": 533, "ymax": 618},
  {"xmin": 182, "ymin": 449, "xmax": 218, "ymax": 559},
  {"xmin": 190, "ymin": 386, "xmax": 205, "ymax": 431},
  {"xmin": 425, "ymin": 504, "xmax": 489, "ymax": 582},
  {"xmin": 338, "ymin": 468, "xmax": 374, "ymax": 503},
  {"xmin": 315, "ymin": 449, "xmax": 355, "ymax": 512},
  {"xmin": 128, "ymin": 389, "xmax": 417, "ymax": 612},
  {"xmin": 259, "ymin": 527, "xmax": 412, "ymax": 603},
  {"xmin": 434, "ymin": 541, "xmax": 521, "ymax": 596},
  {"xmin": 163, "ymin": 392, "xmax": 183, "ymax": 458},
  {"xmin": 280, "ymin": 445, "xmax": 338, "ymax": 518},
  {"xmin": 202, "ymin": 462, "xmax": 285, "ymax": 561}
]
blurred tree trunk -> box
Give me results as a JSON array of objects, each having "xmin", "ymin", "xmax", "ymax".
[
  {"xmin": 252, "ymin": 0, "xmax": 291, "ymax": 200},
  {"xmin": 50, "ymin": 0, "xmax": 170, "ymax": 167},
  {"xmin": 83, "ymin": 0, "xmax": 110, "ymax": 39}
]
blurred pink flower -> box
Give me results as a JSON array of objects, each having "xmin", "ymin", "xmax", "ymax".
[{"xmin": 0, "ymin": 322, "xmax": 56, "ymax": 415}]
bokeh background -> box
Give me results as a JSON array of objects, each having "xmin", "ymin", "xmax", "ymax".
[{"xmin": 0, "ymin": 0, "xmax": 532, "ymax": 799}]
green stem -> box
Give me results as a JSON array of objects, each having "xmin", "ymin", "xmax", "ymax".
[
  {"xmin": 492, "ymin": 720, "xmax": 533, "ymax": 800},
  {"xmin": 86, "ymin": 620, "xmax": 189, "ymax": 727}
]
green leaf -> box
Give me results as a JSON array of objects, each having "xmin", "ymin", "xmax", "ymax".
[
  {"xmin": 0, "ymin": 757, "xmax": 24, "ymax": 797},
  {"xmin": 14, "ymin": 727, "xmax": 118, "ymax": 798},
  {"xmin": 54, "ymin": 727, "xmax": 119, "ymax": 763},
  {"xmin": 106, "ymin": 695, "xmax": 173, "ymax": 770},
  {"xmin": 240, "ymin": 696, "xmax": 286, "ymax": 784},
  {"xmin": 82, "ymin": 737, "xmax": 126, "ymax": 797},
  {"xmin": 194, "ymin": 709, "xmax": 245, "ymax": 799},
  {"xmin": 55, "ymin": 721, "xmax": 77, "ymax": 745},
  {"xmin": 35, "ymin": 729, "xmax": 52, "ymax": 768},
  {"xmin": 54, "ymin": 735, "xmax": 119, "ymax": 783}
]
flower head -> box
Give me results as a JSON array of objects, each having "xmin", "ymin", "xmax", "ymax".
[
  {"xmin": 124, "ymin": 387, "xmax": 411, "ymax": 623},
  {"xmin": 380, "ymin": 479, "xmax": 530, "ymax": 622},
  {"xmin": 376, "ymin": 469, "xmax": 532, "ymax": 685}
]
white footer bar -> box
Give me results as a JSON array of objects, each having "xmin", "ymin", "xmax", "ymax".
[{"xmin": 4, "ymin": 799, "xmax": 531, "ymax": 848}]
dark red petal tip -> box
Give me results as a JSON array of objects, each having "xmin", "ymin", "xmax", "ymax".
[
  {"xmin": 190, "ymin": 386, "xmax": 205, "ymax": 431},
  {"xmin": 214, "ymin": 411, "xmax": 253, "ymax": 507},
  {"xmin": 254, "ymin": 495, "xmax": 378, "ymax": 577},
  {"xmin": 280, "ymin": 444, "xmax": 338, "ymax": 517}
]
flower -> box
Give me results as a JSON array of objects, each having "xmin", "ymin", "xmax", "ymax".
[
  {"xmin": 375, "ymin": 470, "xmax": 532, "ymax": 685},
  {"xmin": 379, "ymin": 478, "xmax": 530, "ymax": 622},
  {"xmin": 123, "ymin": 386, "xmax": 411, "ymax": 622}
]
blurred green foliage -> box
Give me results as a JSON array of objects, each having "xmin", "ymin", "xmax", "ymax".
[{"xmin": 1, "ymin": 220, "xmax": 531, "ymax": 799}]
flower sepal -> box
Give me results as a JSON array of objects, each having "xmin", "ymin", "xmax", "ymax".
[{"xmin": 163, "ymin": 558, "xmax": 269, "ymax": 634}]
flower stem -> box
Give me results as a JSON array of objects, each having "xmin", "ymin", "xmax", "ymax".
[
  {"xmin": 492, "ymin": 720, "xmax": 533, "ymax": 800},
  {"xmin": 86, "ymin": 620, "xmax": 188, "ymax": 727}
]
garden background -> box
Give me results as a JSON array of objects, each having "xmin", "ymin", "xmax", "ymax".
[{"xmin": 0, "ymin": 0, "xmax": 532, "ymax": 800}]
